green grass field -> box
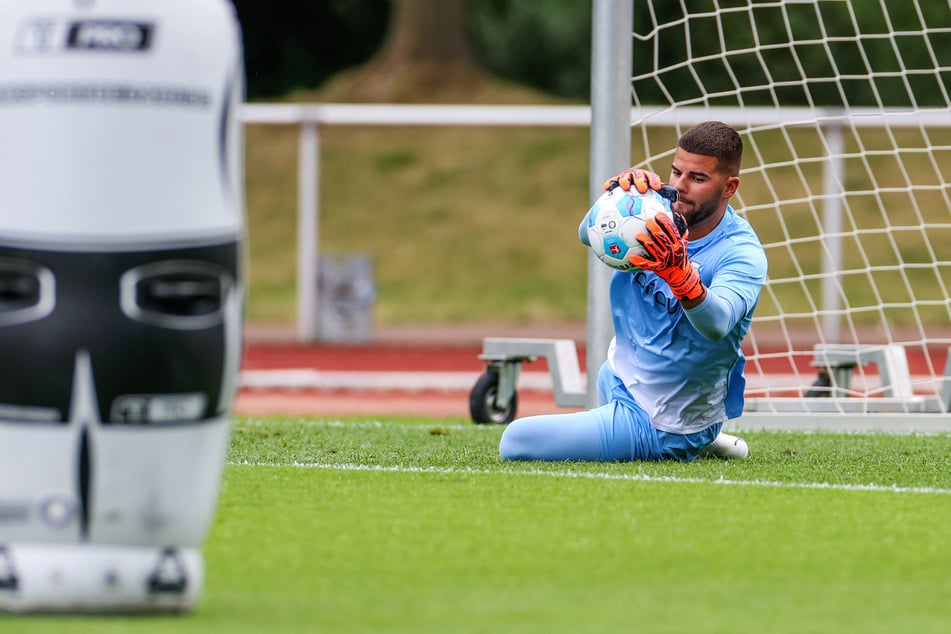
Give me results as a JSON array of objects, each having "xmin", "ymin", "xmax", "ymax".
[{"xmin": 6, "ymin": 416, "xmax": 951, "ymax": 633}]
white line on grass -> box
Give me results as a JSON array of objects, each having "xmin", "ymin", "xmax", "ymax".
[
  {"xmin": 229, "ymin": 460, "xmax": 951, "ymax": 496},
  {"xmin": 237, "ymin": 417, "xmax": 951, "ymax": 435}
]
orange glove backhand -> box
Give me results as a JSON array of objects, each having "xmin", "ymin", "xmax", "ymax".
[
  {"xmin": 601, "ymin": 168, "xmax": 663, "ymax": 194},
  {"xmin": 627, "ymin": 213, "xmax": 704, "ymax": 302}
]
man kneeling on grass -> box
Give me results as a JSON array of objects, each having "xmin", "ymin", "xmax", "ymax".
[{"xmin": 500, "ymin": 121, "xmax": 767, "ymax": 463}]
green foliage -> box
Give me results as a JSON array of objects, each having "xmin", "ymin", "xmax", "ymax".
[
  {"xmin": 631, "ymin": 0, "xmax": 951, "ymax": 108},
  {"xmin": 469, "ymin": 0, "xmax": 592, "ymax": 99},
  {"xmin": 232, "ymin": 0, "xmax": 593, "ymax": 101},
  {"xmin": 233, "ymin": 1, "xmax": 950, "ymax": 105},
  {"xmin": 231, "ymin": 0, "xmax": 391, "ymax": 99}
]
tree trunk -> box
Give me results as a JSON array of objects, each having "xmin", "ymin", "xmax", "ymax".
[
  {"xmin": 319, "ymin": 0, "xmax": 493, "ymax": 103},
  {"xmin": 379, "ymin": 0, "xmax": 473, "ymax": 64}
]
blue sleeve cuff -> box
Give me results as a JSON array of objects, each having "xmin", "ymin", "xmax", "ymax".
[{"xmin": 684, "ymin": 290, "xmax": 735, "ymax": 341}]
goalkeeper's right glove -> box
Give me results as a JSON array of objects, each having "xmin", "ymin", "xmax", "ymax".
[
  {"xmin": 628, "ymin": 212, "xmax": 705, "ymax": 303},
  {"xmin": 602, "ymin": 168, "xmax": 663, "ymax": 194}
]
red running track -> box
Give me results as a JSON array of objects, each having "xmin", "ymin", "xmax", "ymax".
[
  {"xmin": 236, "ymin": 339, "xmax": 948, "ymax": 419},
  {"xmin": 236, "ymin": 341, "xmax": 574, "ymax": 419}
]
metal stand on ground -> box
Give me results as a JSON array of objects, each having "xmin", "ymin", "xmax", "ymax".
[{"xmin": 469, "ymin": 338, "xmax": 587, "ymax": 424}]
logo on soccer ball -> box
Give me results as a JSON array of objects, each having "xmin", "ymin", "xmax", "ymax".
[{"xmin": 584, "ymin": 187, "xmax": 673, "ymax": 272}]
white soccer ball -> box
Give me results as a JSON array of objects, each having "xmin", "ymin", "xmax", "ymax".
[{"xmin": 584, "ymin": 187, "xmax": 674, "ymax": 271}]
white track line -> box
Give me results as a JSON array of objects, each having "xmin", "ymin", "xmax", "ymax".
[
  {"xmin": 239, "ymin": 369, "xmax": 938, "ymax": 393},
  {"xmin": 229, "ymin": 460, "xmax": 951, "ymax": 496},
  {"xmin": 240, "ymin": 369, "xmax": 535, "ymax": 391}
]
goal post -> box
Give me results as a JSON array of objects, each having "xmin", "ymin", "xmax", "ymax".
[
  {"xmin": 587, "ymin": 0, "xmax": 633, "ymax": 408},
  {"xmin": 589, "ymin": 0, "xmax": 951, "ymax": 429}
]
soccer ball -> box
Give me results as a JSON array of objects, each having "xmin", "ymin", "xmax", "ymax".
[{"xmin": 584, "ymin": 186, "xmax": 674, "ymax": 271}]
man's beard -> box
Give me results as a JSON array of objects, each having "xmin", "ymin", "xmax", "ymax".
[{"xmin": 674, "ymin": 195, "xmax": 720, "ymax": 228}]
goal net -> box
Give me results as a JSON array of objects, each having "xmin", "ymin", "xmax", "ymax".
[{"xmin": 628, "ymin": 0, "xmax": 951, "ymax": 427}]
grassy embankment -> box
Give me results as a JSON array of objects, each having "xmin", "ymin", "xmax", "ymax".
[{"xmin": 244, "ymin": 109, "xmax": 951, "ymax": 332}]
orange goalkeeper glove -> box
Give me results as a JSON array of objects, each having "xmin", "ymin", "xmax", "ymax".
[
  {"xmin": 628, "ymin": 212, "xmax": 705, "ymax": 302},
  {"xmin": 602, "ymin": 168, "xmax": 663, "ymax": 194}
]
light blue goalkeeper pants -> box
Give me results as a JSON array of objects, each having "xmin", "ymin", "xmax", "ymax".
[{"xmin": 498, "ymin": 361, "xmax": 721, "ymax": 462}]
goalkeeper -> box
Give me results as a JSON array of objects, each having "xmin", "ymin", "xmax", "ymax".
[{"xmin": 500, "ymin": 121, "xmax": 767, "ymax": 462}]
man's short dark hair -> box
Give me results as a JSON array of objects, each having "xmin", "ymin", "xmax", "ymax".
[{"xmin": 678, "ymin": 121, "xmax": 743, "ymax": 176}]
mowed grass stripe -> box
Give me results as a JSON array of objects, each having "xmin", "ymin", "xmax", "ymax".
[
  {"xmin": 6, "ymin": 416, "xmax": 949, "ymax": 634},
  {"xmin": 205, "ymin": 461, "xmax": 951, "ymax": 634},
  {"xmin": 230, "ymin": 459, "xmax": 951, "ymax": 496},
  {"xmin": 230, "ymin": 416, "xmax": 951, "ymax": 492}
]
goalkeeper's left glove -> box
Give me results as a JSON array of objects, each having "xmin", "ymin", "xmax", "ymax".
[
  {"xmin": 602, "ymin": 168, "xmax": 663, "ymax": 194},
  {"xmin": 628, "ymin": 213, "xmax": 705, "ymax": 302}
]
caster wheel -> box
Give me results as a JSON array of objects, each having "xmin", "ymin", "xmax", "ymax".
[
  {"xmin": 469, "ymin": 371, "xmax": 518, "ymax": 424},
  {"xmin": 805, "ymin": 370, "xmax": 832, "ymax": 397}
]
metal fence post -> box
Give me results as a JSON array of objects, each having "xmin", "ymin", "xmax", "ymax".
[{"xmin": 296, "ymin": 117, "xmax": 319, "ymax": 342}]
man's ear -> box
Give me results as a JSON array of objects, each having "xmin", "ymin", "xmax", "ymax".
[{"xmin": 723, "ymin": 176, "xmax": 740, "ymax": 200}]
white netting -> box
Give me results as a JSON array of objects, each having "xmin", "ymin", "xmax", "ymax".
[{"xmin": 630, "ymin": 0, "xmax": 951, "ymax": 414}]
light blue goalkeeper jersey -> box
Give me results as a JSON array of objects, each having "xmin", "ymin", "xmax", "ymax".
[{"xmin": 605, "ymin": 205, "xmax": 767, "ymax": 434}]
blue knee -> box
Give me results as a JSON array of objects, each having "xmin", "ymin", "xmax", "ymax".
[
  {"xmin": 498, "ymin": 421, "xmax": 530, "ymax": 461},
  {"xmin": 499, "ymin": 413, "xmax": 604, "ymax": 462}
]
